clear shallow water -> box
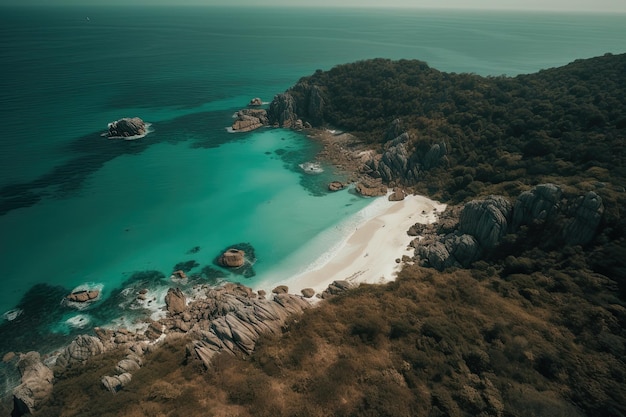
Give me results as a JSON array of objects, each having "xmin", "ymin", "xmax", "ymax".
[{"xmin": 0, "ymin": 6, "xmax": 625, "ymax": 382}]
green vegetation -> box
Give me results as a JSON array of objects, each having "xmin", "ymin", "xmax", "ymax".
[{"xmin": 9, "ymin": 54, "xmax": 625, "ymax": 416}]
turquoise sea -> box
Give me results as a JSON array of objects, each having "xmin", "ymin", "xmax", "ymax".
[{"xmin": 0, "ymin": 5, "xmax": 625, "ymax": 390}]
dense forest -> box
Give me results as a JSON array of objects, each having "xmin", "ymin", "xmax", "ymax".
[{"xmin": 10, "ymin": 54, "xmax": 626, "ymax": 417}]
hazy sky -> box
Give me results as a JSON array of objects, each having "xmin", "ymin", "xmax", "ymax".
[{"xmin": 2, "ymin": 0, "xmax": 626, "ymax": 12}]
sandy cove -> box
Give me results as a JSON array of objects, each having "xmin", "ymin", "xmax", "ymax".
[{"xmin": 262, "ymin": 192, "xmax": 446, "ymax": 297}]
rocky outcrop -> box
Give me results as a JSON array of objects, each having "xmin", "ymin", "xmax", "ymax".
[
  {"xmin": 459, "ymin": 195, "xmax": 513, "ymax": 249},
  {"xmin": 355, "ymin": 177, "xmax": 387, "ymax": 197},
  {"xmin": 101, "ymin": 373, "xmax": 132, "ymax": 393},
  {"xmin": 411, "ymin": 184, "xmax": 605, "ymax": 271},
  {"xmin": 12, "ymin": 352, "xmax": 54, "ymax": 417},
  {"xmin": 388, "ymin": 187, "xmax": 407, "ymax": 201},
  {"xmin": 218, "ymin": 248, "xmax": 246, "ymax": 268},
  {"xmin": 104, "ymin": 117, "xmax": 146, "ymax": 138},
  {"xmin": 184, "ymin": 284, "xmax": 311, "ymax": 367},
  {"xmin": 55, "ymin": 335, "xmax": 105, "ymax": 369},
  {"xmin": 165, "ymin": 287, "xmax": 186, "ymax": 315},
  {"xmin": 362, "ymin": 120, "xmax": 448, "ymax": 185},
  {"xmin": 231, "ymin": 109, "xmax": 269, "ymax": 132},
  {"xmin": 65, "ymin": 289, "xmax": 100, "ymax": 303},
  {"xmin": 415, "ymin": 234, "xmax": 481, "ymax": 270},
  {"xmin": 248, "ymin": 97, "xmax": 263, "ymax": 106},
  {"xmin": 320, "ymin": 280, "xmax": 356, "ymax": 299},
  {"xmin": 328, "ymin": 181, "xmax": 345, "ymax": 191},
  {"xmin": 268, "ymin": 93, "xmax": 299, "ymax": 128},
  {"xmin": 563, "ymin": 191, "xmax": 604, "ymax": 245},
  {"xmin": 512, "ymin": 183, "xmax": 562, "ymax": 229}
]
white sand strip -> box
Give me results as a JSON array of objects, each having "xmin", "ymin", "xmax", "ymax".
[{"xmin": 278, "ymin": 193, "xmax": 445, "ymax": 296}]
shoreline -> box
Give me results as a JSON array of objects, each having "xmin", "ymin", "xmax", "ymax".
[{"xmin": 257, "ymin": 192, "xmax": 446, "ymax": 298}]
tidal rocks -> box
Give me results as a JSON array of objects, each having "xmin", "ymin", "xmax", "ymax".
[
  {"xmin": 215, "ymin": 243, "xmax": 257, "ymax": 278},
  {"xmin": 328, "ymin": 181, "xmax": 345, "ymax": 191},
  {"xmin": 231, "ymin": 108, "xmax": 269, "ymax": 132},
  {"xmin": 65, "ymin": 289, "xmax": 100, "ymax": 303},
  {"xmin": 165, "ymin": 288, "xmax": 186, "ymax": 315},
  {"xmin": 12, "ymin": 352, "xmax": 54, "ymax": 417},
  {"xmin": 103, "ymin": 117, "xmax": 147, "ymax": 139},
  {"xmin": 248, "ymin": 97, "xmax": 263, "ymax": 106},
  {"xmin": 218, "ymin": 249, "xmax": 246, "ymax": 268}
]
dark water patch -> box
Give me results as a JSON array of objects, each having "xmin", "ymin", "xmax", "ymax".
[
  {"xmin": 187, "ymin": 246, "xmax": 201, "ymax": 254},
  {"xmin": 213, "ymin": 243, "xmax": 257, "ymax": 278},
  {"xmin": 171, "ymin": 260, "xmax": 200, "ymax": 273},
  {"xmin": 104, "ymin": 79, "xmax": 226, "ymax": 111},
  {"xmin": 0, "ymin": 108, "xmax": 248, "ymax": 217}
]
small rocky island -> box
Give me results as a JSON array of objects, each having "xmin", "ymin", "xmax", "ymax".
[{"xmin": 102, "ymin": 117, "xmax": 148, "ymax": 139}]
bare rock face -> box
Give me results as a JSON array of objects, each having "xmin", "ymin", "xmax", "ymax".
[
  {"xmin": 218, "ymin": 249, "xmax": 246, "ymax": 268},
  {"xmin": 563, "ymin": 191, "xmax": 604, "ymax": 245},
  {"xmin": 459, "ymin": 195, "xmax": 513, "ymax": 249},
  {"xmin": 104, "ymin": 117, "xmax": 146, "ymax": 138},
  {"xmin": 415, "ymin": 233, "xmax": 480, "ymax": 270},
  {"xmin": 355, "ymin": 177, "xmax": 387, "ymax": 197},
  {"xmin": 12, "ymin": 352, "xmax": 54, "ymax": 417},
  {"xmin": 231, "ymin": 109, "xmax": 269, "ymax": 132},
  {"xmin": 165, "ymin": 288, "xmax": 186, "ymax": 315},
  {"xmin": 268, "ymin": 93, "xmax": 299, "ymax": 128},
  {"xmin": 248, "ymin": 97, "xmax": 262, "ymax": 106},
  {"xmin": 321, "ymin": 280, "xmax": 356, "ymax": 299},
  {"xmin": 512, "ymin": 183, "xmax": 562, "ymax": 229},
  {"xmin": 301, "ymin": 288, "xmax": 315, "ymax": 298},
  {"xmin": 187, "ymin": 284, "xmax": 311, "ymax": 367},
  {"xmin": 55, "ymin": 335, "xmax": 105, "ymax": 369},
  {"xmin": 388, "ymin": 187, "xmax": 407, "ymax": 201}
]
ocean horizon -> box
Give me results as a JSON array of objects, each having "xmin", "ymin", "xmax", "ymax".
[{"xmin": 1, "ymin": 5, "xmax": 625, "ymax": 392}]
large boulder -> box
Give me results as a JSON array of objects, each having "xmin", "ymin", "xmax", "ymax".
[
  {"xmin": 65, "ymin": 289, "xmax": 99, "ymax": 303},
  {"xmin": 512, "ymin": 183, "xmax": 562, "ymax": 229},
  {"xmin": 12, "ymin": 352, "xmax": 54, "ymax": 417},
  {"xmin": 218, "ymin": 249, "xmax": 246, "ymax": 268},
  {"xmin": 165, "ymin": 288, "xmax": 186, "ymax": 315},
  {"xmin": 459, "ymin": 195, "xmax": 512, "ymax": 249},
  {"xmin": 231, "ymin": 109, "xmax": 268, "ymax": 132},
  {"xmin": 55, "ymin": 335, "xmax": 105, "ymax": 369},
  {"xmin": 563, "ymin": 191, "xmax": 604, "ymax": 245},
  {"xmin": 104, "ymin": 117, "xmax": 146, "ymax": 138},
  {"xmin": 355, "ymin": 177, "xmax": 387, "ymax": 197}
]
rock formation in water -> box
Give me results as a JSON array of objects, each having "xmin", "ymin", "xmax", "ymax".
[
  {"xmin": 248, "ymin": 97, "xmax": 263, "ymax": 106},
  {"xmin": 104, "ymin": 117, "xmax": 147, "ymax": 138},
  {"xmin": 217, "ymin": 248, "xmax": 246, "ymax": 268},
  {"xmin": 231, "ymin": 109, "xmax": 269, "ymax": 132},
  {"xmin": 65, "ymin": 289, "xmax": 100, "ymax": 303}
]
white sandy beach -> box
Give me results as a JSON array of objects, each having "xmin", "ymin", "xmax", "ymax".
[{"xmin": 272, "ymin": 193, "xmax": 446, "ymax": 297}]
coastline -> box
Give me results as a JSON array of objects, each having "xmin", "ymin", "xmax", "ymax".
[{"xmin": 258, "ymin": 192, "xmax": 446, "ymax": 298}]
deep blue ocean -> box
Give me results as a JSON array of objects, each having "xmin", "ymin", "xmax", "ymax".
[{"xmin": 0, "ymin": 5, "xmax": 624, "ymax": 391}]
